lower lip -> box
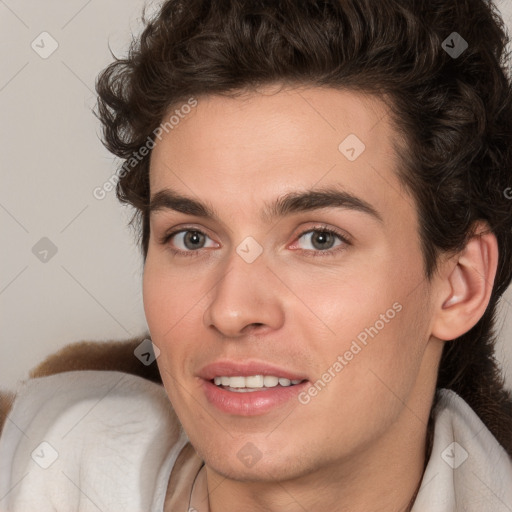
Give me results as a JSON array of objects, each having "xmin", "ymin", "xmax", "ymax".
[{"xmin": 201, "ymin": 379, "xmax": 310, "ymax": 416}]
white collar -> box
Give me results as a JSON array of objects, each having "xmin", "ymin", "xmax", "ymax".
[{"xmin": 411, "ymin": 388, "xmax": 512, "ymax": 511}]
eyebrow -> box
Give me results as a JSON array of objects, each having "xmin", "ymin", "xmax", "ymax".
[{"xmin": 148, "ymin": 186, "xmax": 384, "ymax": 225}]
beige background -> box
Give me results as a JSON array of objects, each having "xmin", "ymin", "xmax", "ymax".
[{"xmin": 1, "ymin": 0, "xmax": 511, "ymax": 392}]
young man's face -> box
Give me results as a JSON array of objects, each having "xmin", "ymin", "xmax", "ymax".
[{"xmin": 143, "ymin": 85, "xmax": 444, "ymax": 483}]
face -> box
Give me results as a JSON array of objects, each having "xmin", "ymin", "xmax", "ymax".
[{"xmin": 143, "ymin": 85, "xmax": 442, "ymax": 483}]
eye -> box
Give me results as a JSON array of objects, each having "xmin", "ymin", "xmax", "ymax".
[
  {"xmin": 159, "ymin": 228, "xmax": 218, "ymax": 257},
  {"xmin": 292, "ymin": 225, "xmax": 351, "ymax": 257}
]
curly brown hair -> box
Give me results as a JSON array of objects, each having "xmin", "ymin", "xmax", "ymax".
[{"xmin": 94, "ymin": 0, "xmax": 512, "ymax": 458}]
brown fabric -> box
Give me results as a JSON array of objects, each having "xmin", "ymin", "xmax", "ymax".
[
  {"xmin": 0, "ymin": 390, "xmax": 16, "ymax": 437},
  {"xmin": 27, "ymin": 334, "xmax": 161, "ymax": 383},
  {"xmin": 163, "ymin": 441, "xmax": 206, "ymax": 512}
]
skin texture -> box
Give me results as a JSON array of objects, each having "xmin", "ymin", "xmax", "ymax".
[{"xmin": 143, "ymin": 84, "xmax": 498, "ymax": 512}]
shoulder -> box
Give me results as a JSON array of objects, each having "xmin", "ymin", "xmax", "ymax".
[
  {"xmin": 434, "ymin": 387, "xmax": 512, "ymax": 462},
  {"xmin": 411, "ymin": 388, "xmax": 512, "ymax": 511},
  {"xmin": 0, "ymin": 370, "xmax": 187, "ymax": 512},
  {"xmin": 2, "ymin": 369, "xmax": 175, "ymax": 436},
  {"xmin": 0, "ymin": 335, "xmax": 162, "ymax": 436}
]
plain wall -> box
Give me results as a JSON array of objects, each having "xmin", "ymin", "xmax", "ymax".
[{"xmin": 1, "ymin": 0, "xmax": 512, "ymax": 392}]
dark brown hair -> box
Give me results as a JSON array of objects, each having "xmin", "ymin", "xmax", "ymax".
[{"xmin": 95, "ymin": 0, "xmax": 512, "ymax": 457}]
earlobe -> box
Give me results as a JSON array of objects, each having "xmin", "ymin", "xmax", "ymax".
[{"xmin": 431, "ymin": 223, "xmax": 498, "ymax": 341}]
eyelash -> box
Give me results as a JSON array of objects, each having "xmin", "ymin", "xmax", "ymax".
[{"xmin": 158, "ymin": 224, "xmax": 351, "ymax": 259}]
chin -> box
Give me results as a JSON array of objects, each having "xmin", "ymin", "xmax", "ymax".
[
  {"xmin": 206, "ymin": 457, "xmax": 305, "ymax": 483},
  {"xmin": 196, "ymin": 438, "xmax": 321, "ymax": 483}
]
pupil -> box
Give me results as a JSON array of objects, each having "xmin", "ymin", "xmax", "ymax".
[
  {"xmin": 185, "ymin": 231, "xmax": 203, "ymax": 249},
  {"xmin": 313, "ymin": 231, "xmax": 333, "ymax": 250}
]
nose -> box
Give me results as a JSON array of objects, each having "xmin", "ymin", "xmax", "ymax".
[{"xmin": 202, "ymin": 250, "xmax": 285, "ymax": 338}]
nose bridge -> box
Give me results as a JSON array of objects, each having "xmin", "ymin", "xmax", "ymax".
[{"xmin": 203, "ymin": 240, "xmax": 283, "ymax": 336}]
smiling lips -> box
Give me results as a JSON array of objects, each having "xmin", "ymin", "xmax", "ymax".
[{"xmin": 198, "ymin": 360, "xmax": 310, "ymax": 414}]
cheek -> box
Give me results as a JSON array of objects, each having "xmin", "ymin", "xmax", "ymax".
[
  {"xmin": 142, "ymin": 259, "xmax": 202, "ymax": 370},
  {"xmin": 301, "ymin": 257, "xmax": 426, "ymax": 383},
  {"xmin": 142, "ymin": 258, "xmax": 183, "ymax": 337},
  {"xmin": 142, "ymin": 262, "xmax": 162, "ymax": 331},
  {"xmin": 310, "ymin": 303, "xmax": 428, "ymax": 442},
  {"xmin": 142, "ymin": 263, "xmax": 186, "ymax": 402},
  {"xmin": 339, "ymin": 296, "xmax": 428, "ymax": 402}
]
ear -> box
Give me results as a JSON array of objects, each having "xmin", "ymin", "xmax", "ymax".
[{"xmin": 430, "ymin": 221, "xmax": 499, "ymax": 341}]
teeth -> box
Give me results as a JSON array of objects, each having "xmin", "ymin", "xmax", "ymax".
[
  {"xmin": 228, "ymin": 376, "xmax": 246, "ymax": 388},
  {"xmin": 263, "ymin": 375, "xmax": 279, "ymax": 387},
  {"xmin": 212, "ymin": 375, "xmax": 303, "ymax": 389},
  {"xmin": 246, "ymin": 375, "xmax": 264, "ymax": 387}
]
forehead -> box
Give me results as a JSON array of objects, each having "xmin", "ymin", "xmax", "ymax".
[{"xmin": 148, "ymin": 85, "xmax": 413, "ymax": 229}]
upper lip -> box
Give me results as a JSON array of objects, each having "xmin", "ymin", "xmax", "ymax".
[{"xmin": 198, "ymin": 360, "xmax": 308, "ymax": 381}]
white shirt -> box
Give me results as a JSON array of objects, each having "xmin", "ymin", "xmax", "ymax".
[{"xmin": 0, "ymin": 370, "xmax": 511, "ymax": 511}]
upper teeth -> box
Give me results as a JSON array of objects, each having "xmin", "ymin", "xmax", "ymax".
[{"xmin": 213, "ymin": 375, "xmax": 302, "ymax": 388}]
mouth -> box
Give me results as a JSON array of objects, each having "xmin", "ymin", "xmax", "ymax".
[
  {"xmin": 198, "ymin": 360, "xmax": 310, "ymax": 415},
  {"xmin": 200, "ymin": 375, "xmax": 309, "ymax": 415}
]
